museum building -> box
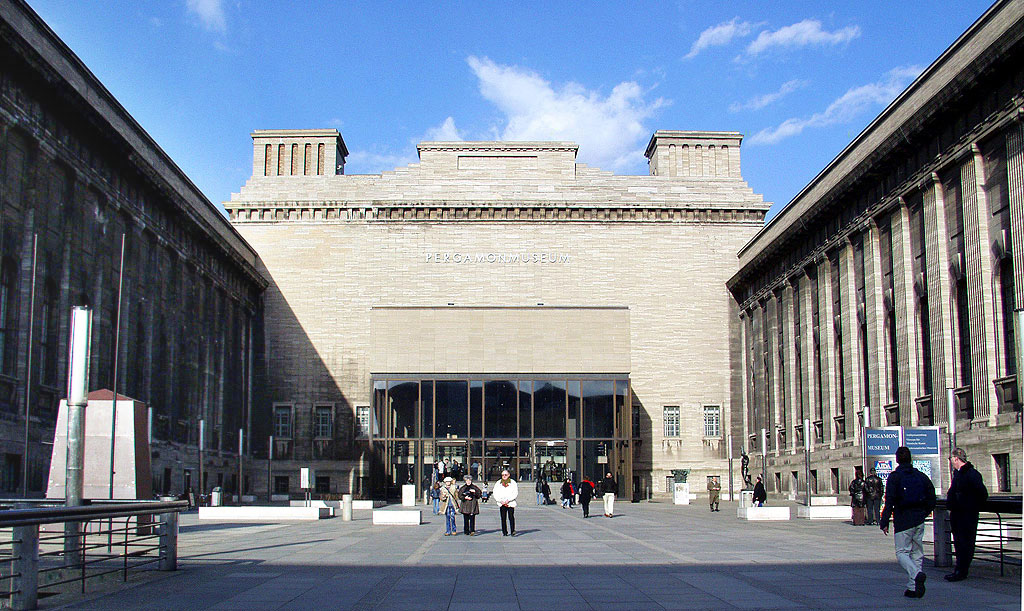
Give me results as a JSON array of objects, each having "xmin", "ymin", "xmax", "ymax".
[
  {"xmin": 225, "ymin": 131, "xmax": 769, "ymax": 499},
  {"xmin": 728, "ymin": 0, "xmax": 1024, "ymax": 497}
]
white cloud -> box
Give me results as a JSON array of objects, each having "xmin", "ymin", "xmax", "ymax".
[
  {"xmin": 423, "ymin": 116, "xmax": 463, "ymax": 141},
  {"xmin": 729, "ymin": 79, "xmax": 807, "ymax": 112},
  {"xmin": 186, "ymin": 0, "xmax": 226, "ymax": 32},
  {"xmin": 746, "ymin": 19, "xmax": 860, "ymax": 56},
  {"xmin": 684, "ymin": 18, "xmax": 756, "ymax": 59},
  {"xmin": 748, "ymin": 66, "xmax": 922, "ymax": 145},
  {"xmin": 467, "ymin": 56, "xmax": 665, "ymax": 171}
]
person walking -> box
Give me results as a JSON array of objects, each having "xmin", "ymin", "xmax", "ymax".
[
  {"xmin": 459, "ymin": 475, "xmax": 482, "ymax": 536},
  {"xmin": 541, "ymin": 479, "xmax": 552, "ymax": 505},
  {"xmin": 439, "ymin": 476, "xmax": 461, "ymax": 536},
  {"xmin": 945, "ymin": 447, "xmax": 989, "ymax": 582},
  {"xmin": 864, "ymin": 467, "xmax": 884, "ymax": 526},
  {"xmin": 601, "ymin": 472, "xmax": 616, "ymax": 517},
  {"xmin": 535, "ymin": 478, "xmax": 545, "ymax": 505},
  {"xmin": 560, "ymin": 478, "xmax": 573, "ymax": 509},
  {"xmin": 752, "ymin": 475, "xmax": 767, "ymax": 507},
  {"xmin": 880, "ymin": 446, "xmax": 936, "ymax": 599},
  {"xmin": 707, "ymin": 476, "xmax": 721, "ymax": 512},
  {"xmin": 579, "ymin": 477, "xmax": 595, "ymax": 518},
  {"xmin": 430, "ymin": 481, "xmax": 441, "ymax": 515},
  {"xmin": 849, "ymin": 466, "xmax": 867, "ymax": 526},
  {"xmin": 492, "ymin": 469, "xmax": 519, "ymax": 536}
]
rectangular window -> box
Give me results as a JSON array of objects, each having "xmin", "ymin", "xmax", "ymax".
[
  {"xmin": 314, "ymin": 404, "xmax": 333, "ymax": 438},
  {"xmin": 273, "ymin": 405, "xmax": 292, "ymax": 438},
  {"xmin": 993, "ymin": 453, "xmax": 1010, "ymax": 493},
  {"xmin": 315, "ymin": 475, "xmax": 330, "ymax": 494},
  {"xmin": 663, "ymin": 406, "xmax": 680, "ymax": 438},
  {"xmin": 356, "ymin": 405, "xmax": 370, "ymax": 438},
  {"xmin": 703, "ymin": 405, "xmax": 721, "ymax": 438},
  {"xmin": 274, "ymin": 476, "xmax": 289, "ymax": 494}
]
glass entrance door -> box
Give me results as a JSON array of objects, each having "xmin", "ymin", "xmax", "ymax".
[
  {"xmin": 483, "ymin": 440, "xmax": 516, "ymax": 483},
  {"xmin": 533, "ymin": 440, "xmax": 568, "ymax": 483}
]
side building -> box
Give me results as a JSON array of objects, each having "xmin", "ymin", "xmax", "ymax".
[
  {"xmin": 226, "ymin": 130, "xmax": 769, "ymax": 499},
  {"xmin": 728, "ymin": 0, "xmax": 1024, "ymax": 497},
  {"xmin": 0, "ymin": 0, "xmax": 266, "ymax": 497}
]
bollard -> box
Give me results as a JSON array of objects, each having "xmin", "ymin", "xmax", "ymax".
[
  {"xmin": 11, "ymin": 524, "xmax": 39, "ymax": 611},
  {"xmin": 158, "ymin": 497, "xmax": 179, "ymax": 571},
  {"xmin": 932, "ymin": 507, "xmax": 952, "ymax": 567},
  {"xmin": 342, "ymin": 494, "xmax": 353, "ymax": 521}
]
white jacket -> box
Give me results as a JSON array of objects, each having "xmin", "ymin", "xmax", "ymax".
[{"xmin": 491, "ymin": 478, "xmax": 518, "ymax": 507}]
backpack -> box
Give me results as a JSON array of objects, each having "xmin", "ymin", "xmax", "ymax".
[{"xmin": 899, "ymin": 469, "xmax": 930, "ymax": 508}]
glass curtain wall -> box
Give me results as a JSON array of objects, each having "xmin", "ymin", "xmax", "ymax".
[{"xmin": 371, "ymin": 376, "xmax": 631, "ymax": 500}]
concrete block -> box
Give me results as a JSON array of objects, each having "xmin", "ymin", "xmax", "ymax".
[
  {"xmin": 737, "ymin": 505, "xmax": 790, "ymax": 521},
  {"xmin": 372, "ymin": 509, "xmax": 422, "ymax": 525},
  {"xmin": 352, "ymin": 500, "xmax": 386, "ymax": 510},
  {"xmin": 199, "ymin": 506, "xmax": 331, "ymax": 521},
  {"xmin": 796, "ymin": 505, "xmax": 852, "ymax": 519}
]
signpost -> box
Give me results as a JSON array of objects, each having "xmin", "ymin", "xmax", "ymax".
[{"xmin": 864, "ymin": 426, "xmax": 943, "ymax": 491}]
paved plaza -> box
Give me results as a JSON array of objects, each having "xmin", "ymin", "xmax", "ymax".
[{"xmin": 56, "ymin": 500, "xmax": 1019, "ymax": 610}]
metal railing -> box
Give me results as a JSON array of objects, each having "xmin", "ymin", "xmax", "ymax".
[
  {"xmin": 932, "ymin": 495, "xmax": 1022, "ymax": 576},
  {"xmin": 0, "ymin": 499, "xmax": 187, "ymax": 610}
]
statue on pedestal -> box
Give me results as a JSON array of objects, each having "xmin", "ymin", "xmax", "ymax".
[{"xmin": 740, "ymin": 452, "xmax": 753, "ymax": 490}]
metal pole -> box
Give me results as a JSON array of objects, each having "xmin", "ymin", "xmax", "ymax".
[
  {"xmin": 108, "ymin": 233, "xmax": 125, "ymax": 501},
  {"xmin": 237, "ymin": 428, "xmax": 244, "ymax": 504},
  {"xmin": 21, "ymin": 235, "xmax": 37, "ymax": 497},
  {"xmin": 861, "ymin": 407, "xmax": 870, "ymax": 473},
  {"xmin": 804, "ymin": 418, "xmax": 811, "ymax": 506},
  {"xmin": 946, "ymin": 387, "xmax": 956, "ymax": 451},
  {"xmin": 267, "ymin": 434, "xmax": 273, "ymax": 502},
  {"xmin": 727, "ymin": 433, "xmax": 734, "ymax": 503},
  {"xmin": 64, "ymin": 306, "xmax": 92, "ymax": 562},
  {"xmin": 759, "ymin": 427, "xmax": 767, "ymax": 487},
  {"xmin": 199, "ymin": 419, "xmax": 205, "ymax": 506}
]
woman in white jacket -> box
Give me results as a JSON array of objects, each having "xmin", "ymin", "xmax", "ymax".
[{"xmin": 491, "ymin": 469, "xmax": 519, "ymax": 536}]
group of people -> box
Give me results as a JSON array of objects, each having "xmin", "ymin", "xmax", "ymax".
[
  {"xmin": 848, "ymin": 466, "xmax": 884, "ymax": 525},
  {"xmin": 879, "ymin": 446, "xmax": 989, "ymax": 599},
  {"xmin": 435, "ymin": 457, "xmax": 481, "ymax": 483},
  {"xmin": 549, "ymin": 473, "xmax": 617, "ymax": 518},
  {"xmin": 438, "ymin": 469, "xmax": 519, "ymax": 536}
]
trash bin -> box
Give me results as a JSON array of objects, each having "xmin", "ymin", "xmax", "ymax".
[{"xmin": 211, "ymin": 487, "xmax": 223, "ymax": 506}]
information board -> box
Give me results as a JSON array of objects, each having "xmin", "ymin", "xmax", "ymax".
[{"xmin": 864, "ymin": 426, "xmax": 942, "ymax": 491}]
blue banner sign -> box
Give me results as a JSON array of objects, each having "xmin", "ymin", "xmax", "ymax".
[
  {"xmin": 865, "ymin": 428, "xmax": 901, "ymax": 454},
  {"xmin": 904, "ymin": 427, "xmax": 940, "ymax": 455}
]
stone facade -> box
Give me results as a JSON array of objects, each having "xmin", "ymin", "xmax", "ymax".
[
  {"xmin": 0, "ymin": 0, "xmax": 265, "ymax": 497},
  {"xmin": 728, "ymin": 0, "xmax": 1024, "ymax": 497},
  {"xmin": 227, "ymin": 132, "xmax": 769, "ymax": 497}
]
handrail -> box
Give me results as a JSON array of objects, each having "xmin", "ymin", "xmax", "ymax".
[
  {"xmin": 934, "ymin": 495, "xmax": 1023, "ymax": 514},
  {"xmin": 0, "ymin": 500, "xmax": 188, "ymax": 528}
]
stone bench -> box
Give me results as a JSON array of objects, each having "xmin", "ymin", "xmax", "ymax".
[
  {"xmin": 796, "ymin": 505, "xmax": 853, "ymax": 520},
  {"xmin": 372, "ymin": 509, "xmax": 421, "ymax": 525},
  {"xmin": 796, "ymin": 496, "xmax": 839, "ymax": 506},
  {"xmin": 199, "ymin": 506, "xmax": 331, "ymax": 521},
  {"xmin": 737, "ymin": 505, "xmax": 790, "ymax": 521},
  {"xmin": 353, "ymin": 500, "xmax": 386, "ymax": 510}
]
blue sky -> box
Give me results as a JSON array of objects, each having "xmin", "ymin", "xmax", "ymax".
[{"xmin": 29, "ymin": 1, "xmax": 994, "ymax": 219}]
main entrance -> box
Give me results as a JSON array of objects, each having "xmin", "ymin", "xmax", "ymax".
[{"xmin": 372, "ymin": 376, "xmax": 632, "ymax": 500}]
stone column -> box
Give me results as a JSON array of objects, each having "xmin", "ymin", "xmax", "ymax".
[
  {"xmin": 766, "ymin": 294, "xmax": 782, "ymax": 454},
  {"xmin": 892, "ymin": 200, "xmax": 920, "ymax": 424},
  {"xmin": 798, "ymin": 270, "xmax": 819, "ymax": 444},
  {"xmin": 1008, "ymin": 123, "xmax": 1024, "ymax": 310},
  {"xmin": 838, "ymin": 239, "xmax": 864, "ymax": 442},
  {"xmin": 961, "ymin": 145, "xmax": 1001, "ymax": 422},
  {"xmin": 816, "ymin": 257, "xmax": 837, "ymax": 448},
  {"xmin": 782, "ymin": 281, "xmax": 799, "ymax": 453},
  {"xmin": 922, "ymin": 173, "xmax": 956, "ymax": 423},
  {"xmin": 739, "ymin": 310, "xmax": 751, "ymax": 446},
  {"xmin": 863, "ymin": 220, "xmax": 888, "ymax": 422}
]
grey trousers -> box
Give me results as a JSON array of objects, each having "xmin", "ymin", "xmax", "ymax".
[{"xmin": 894, "ymin": 523, "xmax": 925, "ymax": 589}]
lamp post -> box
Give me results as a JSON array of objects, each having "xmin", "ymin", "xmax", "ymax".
[
  {"xmin": 946, "ymin": 388, "xmax": 956, "ymax": 451},
  {"xmin": 64, "ymin": 306, "xmax": 92, "ymax": 563},
  {"xmin": 198, "ymin": 419, "xmax": 205, "ymax": 506},
  {"xmin": 861, "ymin": 407, "xmax": 870, "ymax": 473},
  {"xmin": 759, "ymin": 427, "xmax": 767, "ymax": 486},
  {"xmin": 727, "ymin": 433, "xmax": 734, "ymax": 503},
  {"xmin": 803, "ymin": 418, "xmax": 811, "ymax": 506}
]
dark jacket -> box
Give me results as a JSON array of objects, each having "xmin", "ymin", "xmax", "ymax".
[
  {"xmin": 579, "ymin": 480, "xmax": 595, "ymax": 502},
  {"xmin": 601, "ymin": 476, "xmax": 617, "ymax": 495},
  {"xmin": 752, "ymin": 481, "xmax": 767, "ymax": 503},
  {"xmin": 560, "ymin": 481, "xmax": 573, "ymax": 500},
  {"xmin": 879, "ymin": 464, "xmax": 936, "ymax": 533},
  {"xmin": 864, "ymin": 474, "xmax": 884, "ymax": 500},
  {"xmin": 947, "ymin": 462, "xmax": 988, "ymax": 525},
  {"xmin": 536, "ymin": 480, "xmax": 544, "ymax": 493},
  {"xmin": 849, "ymin": 477, "xmax": 866, "ymax": 507},
  {"xmin": 458, "ymin": 483, "xmax": 481, "ymax": 515}
]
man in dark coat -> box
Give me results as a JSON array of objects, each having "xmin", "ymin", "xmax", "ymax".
[
  {"xmin": 864, "ymin": 467, "xmax": 884, "ymax": 526},
  {"xmin": 752, "ymin": 475, "xmax": 767, "ymax": 506},
  {"xmin": 849, "ymin": 466, "xmax": 866, "ymax": 525},
  {"xmin": 458, "ymin": 475, "xmax": 482, "ymax": 536},
  {"xmin": 945, "ymin": 447, "xmax": 989, "ymax": 582},
  {"xmin": 578, "ymin": 478, "xmax": 595, "ymax": 518},
  {"xmin": 880, "ymin": 446, "xmax": 936, "ymax": 599}
]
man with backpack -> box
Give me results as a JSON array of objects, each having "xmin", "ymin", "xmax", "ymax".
[{"xmin": 880, "ymin": 446, "xmax": 936, "ymax": 599}]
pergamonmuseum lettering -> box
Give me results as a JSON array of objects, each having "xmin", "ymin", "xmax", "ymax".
[{"xmin": 425, "ymin": 252, "xmax": 571, "ymax": 264}]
